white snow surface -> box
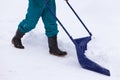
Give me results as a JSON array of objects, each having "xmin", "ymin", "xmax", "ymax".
[{"xmin": 0, "ymin": 0, "xmax": 120, "ymax": 80}]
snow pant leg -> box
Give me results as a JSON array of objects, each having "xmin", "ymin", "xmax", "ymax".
[
  {"xmin": 18, "ymin": 0, "xmax": 46, "ymax": 33},
  {"xmin": 42, "ymin": 0, "xmax": 58, "ymax": 37}
]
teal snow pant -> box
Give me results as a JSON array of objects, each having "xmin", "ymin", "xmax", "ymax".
[{"xmin": 18, "ymin": 0, "xmax": 58, "ymax": 37}]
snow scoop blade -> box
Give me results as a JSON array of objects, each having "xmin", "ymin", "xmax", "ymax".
[{"xmin": 74, "ymin": 36, "xmax": 110, "ymax": 76}]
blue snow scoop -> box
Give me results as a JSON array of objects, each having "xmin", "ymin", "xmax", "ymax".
[{"xmin": 46, "ymin": 0, "xmax": 110, "ymax": 76}]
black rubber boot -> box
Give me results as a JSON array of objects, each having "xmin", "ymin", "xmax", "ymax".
[
  {"xmin": 48, "ymin": 35, "xmax": 67, "ymax": 56},
  {"xmin": 11, "ymin": 29, "xmax": 25, "ymax": 49}
]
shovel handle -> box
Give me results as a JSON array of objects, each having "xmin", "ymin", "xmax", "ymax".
[{"xmin": 65, "ymin": 1, "xmax": 92, "ymax": 36}]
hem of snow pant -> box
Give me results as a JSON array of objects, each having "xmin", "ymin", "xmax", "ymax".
[
  {"xmin": 46, "ymin": 30, "xmax": 59, "ymax": 37},
  {"xmin": 18, "ymin": 27, "xmax": 26, "ymax": 34},
  {"xmin": 18, "ymin": 21, "xmax": 36, "ymax": 34}
]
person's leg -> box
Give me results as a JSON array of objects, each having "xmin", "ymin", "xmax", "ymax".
[
  {"xmin": 18, "ymin": 0, "xmax": 45, "ymax": 33},
  {"xmin": 42, "ymin": 0, "xmax": 58, "ymax": 37},
  {"xmin": 12, "ymin": 0, "xmax": 45, "ymax": 48},
  {"xmin": 42, "ymin": 0, "xmax": 67, "ymax": 56}
]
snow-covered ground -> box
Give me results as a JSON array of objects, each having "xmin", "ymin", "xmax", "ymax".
[{"xmin": 0, "ymin": 0, "xmax": 120, "ymax": 80}]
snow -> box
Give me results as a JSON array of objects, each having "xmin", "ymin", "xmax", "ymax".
[{"xmin": 0, "ymin": 0, "xmax": 120, "ymax": 80}]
